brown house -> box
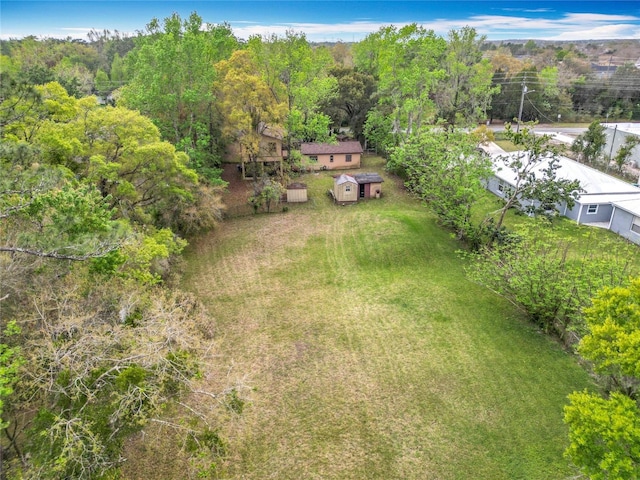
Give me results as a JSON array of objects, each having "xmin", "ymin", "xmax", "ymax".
[
  {"xmin": 225, "ymin": 126, "xmax": 284, "ymax": 179},
  {"xmin": 301, "ymin": 141, "xmax": 363, "ymax": 170}
]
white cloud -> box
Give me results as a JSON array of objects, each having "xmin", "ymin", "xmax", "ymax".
[
  {"xmin": 551, "ymin": 24, "xmax": 640, "ymax": 41},
  {"xmin": 231, "ymin": 20, "xmax": 413, "ymax": 42},
  {"xmin": 2, "ymin": 10, "xmax": 639, "ymax": 42},
  {"xmin": 229, "ymin": 11, "xmax": 640, "ymax": 43}
]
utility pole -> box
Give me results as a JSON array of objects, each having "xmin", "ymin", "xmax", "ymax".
[
  {"xmin": 516, "ymin": 72, "xmax": 532, "ymax": 133},
  {"xmin": 516, "ymin": 75, "xmax": 535, "ymax": 133},
  {"xmin": 517, "ymin": 83, "xmax": 527, "ymax": 133}
]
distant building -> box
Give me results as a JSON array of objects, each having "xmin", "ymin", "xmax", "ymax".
[{"xmin": 590, "ymin": 63, "xmax": 617, "ymax": 78}]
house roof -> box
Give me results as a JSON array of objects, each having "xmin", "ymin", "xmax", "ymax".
[
  {"xmin": 612, "ymin": 197, "xmax": 640, "ymax": 217},
  {"xmin": 258, "ymin": 122, "xmax": 285, "ymax": 140},
  {"xmin": 353, "ymin": 173, "xmax": 384, "ymax": 184},
  {"xmin": 335, "ymin": 174, "xmax": 357, "ymax": 185},
  {"xmin": 301, "ymin": 141, "xmax": 363, "ymax": 155},
  {"xmin": 491, "ymin": 152, "xmax": 640, "ymax": 197},
  {"xmin": 577, "ymin": 193, "xmax": 640, "ymax": 206},
  {"xmin": 287, "ymin": 182, "xmax": 307, "ymax": 190},
  {"xmin": 603, "ymin": 123, "xmax": 640, "ymax": 136}
]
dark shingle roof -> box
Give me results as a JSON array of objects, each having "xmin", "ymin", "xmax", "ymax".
[
  {"xmin": 354, "ymin": 173, "xmax": 384, "ymax": 184},
  {"xmin": 300, "ymin": 141, "xmax": 363, "ymax": 155}
]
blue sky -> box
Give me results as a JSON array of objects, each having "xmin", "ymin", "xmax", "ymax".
[{"xmin": 2, "ymin": 1, "xmax": 640, "ymax": 42}]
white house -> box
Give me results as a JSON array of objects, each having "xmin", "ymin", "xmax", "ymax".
[{"xmin": 487, "ymin": 152, "xmax": 640, "ymax": 226}]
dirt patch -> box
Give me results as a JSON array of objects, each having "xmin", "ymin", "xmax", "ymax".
[{"xmin": 221, "ymin": 163, "xmax": 252, "ymax": 212}]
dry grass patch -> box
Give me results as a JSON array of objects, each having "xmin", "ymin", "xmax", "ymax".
[{"xmin": 177, "ymin": 159, "xmax": 593, "ymax": 479}]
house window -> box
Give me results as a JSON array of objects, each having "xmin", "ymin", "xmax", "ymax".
[
  {"xmin": 309, "ymin": 155, "xmax": 318, "ymax": 163},
  {"xmin": 587, "ymin": 204, "xmax": 598, "ymax": 214},
  {"xmin": 497, "ymin": 180, "xmax": 505, "ymax": 193},
  {"xmin": 345, "ymin": 185, "xmax": 351, "ymax": 192},
  {"xmin": 346, "ymin": 154, "xmax": 352, "ymax": 162},
  {"xmin": 267, "ymin": 142, "xmax": 277, "ymax": 154},
  {"xmin": 632, "ymin": 217, "xmax": 640, "ymax": 234},
  {"xmin": 330, "ymin": 155, "xmax": 334, "ymax": 163}
]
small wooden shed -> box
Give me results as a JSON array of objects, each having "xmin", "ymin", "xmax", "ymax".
[
  {"xmin": 333, "ymin": 174, "xmax": 359, "ymax": 203},
  {"xmin": 286, "ymin": 182, "xmax": 308, "ymax": 203},
  {"xmin": 353, "ymin": 173, "xmax": 384, "ymax": 199}
]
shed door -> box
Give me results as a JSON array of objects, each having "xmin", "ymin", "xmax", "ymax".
[{"xmin": 359, "ymin": 183, "xmax": 365, "ymax": 198}]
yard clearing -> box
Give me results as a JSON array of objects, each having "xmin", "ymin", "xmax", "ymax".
[{"xmin": 181, "ymin": 156, "xmax": 592, "ymax": 479}]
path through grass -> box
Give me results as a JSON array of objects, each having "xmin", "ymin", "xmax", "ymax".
[{"xmin": 183, "ymin": 158, "xmax": 592, "ymax": 479}]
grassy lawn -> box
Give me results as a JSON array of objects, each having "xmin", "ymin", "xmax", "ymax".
[{"xmin": 182, "ymin": 156, "xmax": 593, "ymax": 479}]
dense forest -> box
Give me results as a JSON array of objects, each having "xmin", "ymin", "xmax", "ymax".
[{"xmin": 1, "ymin": 11, "xmax": 640, "ymax": 478}]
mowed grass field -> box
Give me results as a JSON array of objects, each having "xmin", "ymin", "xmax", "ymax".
[{"xmin": 182, "ymin": 156, "xmax": 593, "ymax": 479}]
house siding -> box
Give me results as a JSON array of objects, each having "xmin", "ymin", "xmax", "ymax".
[
  {"xmin": 312, "ymin": 153, "xmax": 361, "ymax": 170},
  {"xmin": 486, "ymin": 176, "xmax": 506, "ymax": 198},
  {"xmin": 577, "ymin": 203, "xmax": 614, "ymax": 224},
  {"xmin": 610, "ymin": 208, "xmax": 640, "ymax": 245},
  {"xmin": 224, "ymin": 135, "xmax": 283, "ymax": 162},
  {"xmin": 365, "ymin": 182, "xmax": 382, "ymax": 198},
  {"xmin": 565, "ymin": 202, "xmax": 615, "ymax": 224}
]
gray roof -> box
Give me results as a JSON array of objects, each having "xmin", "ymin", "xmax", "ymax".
[
  {"xmin": 353, "ymin": 173, "xmax": 384, "ymax": 184},
  {"xmin": 301, "ymin": 141, "xmax": 363, "ymax": 155},
  {"xmin": 335, "ymin": 174, "xmax": 357, "ymax": 185}
]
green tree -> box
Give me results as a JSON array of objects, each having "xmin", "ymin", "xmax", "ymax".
[
  {"xmin": 354, "ymin": 24, "xmax": 446, "ymax": 139},
  {"xmin": 435, "ymin": 27, "xmax": 499, "ymax": 126},
  {"xmin": 93, "ymin": 68, "xmax": 110, "ymax": 97},
  {"xmin": 249, "ymin": 176, "xmax": 285, "ymax": 213},
  {"xmin": 490, "ymin": 67, "xmax": 542, "ymax": 123},
  {"xmin": 120, "ymin": 12, "xmax": 239, "ymax": 182},
  {"xmin": 363, "ymin": 108, "xmax": 394, "ymax": 155},
  {"xmin": 322, "ymin": 66, "xmax": 377, "ymax": 142},
  {"xmin": 215, "ymin": 49, "xmax": 288, "ymax": 177},
  {"xmin": 2, "ymin": 81, "xmax": 219, "ymax": 235},
  {"xmin": 491, "ymin": 123, "xmax": 581, "ymax": 232},
  {"xmin": 0, "ymin": 321, "xmax": 22, "ymax": 427},
  {"xmin": 109, "ymin": 52, "xmax": 125, "ymax": 85},
  {"xmin": 387, "ymin": 127, "xmax": 491, "ymax": 241},
  {"xmin": 248, "ymin": 31, "xmax": 337, "ymax": 146},
  {"xmin": 465, "ymin": 222, "xmax": 637, "ymax": 338},
  {"xmin": 613, "ymin": 135, "xmax": 640, "ymax": 174},
  {"xmin": 609, "ymin": 64, "xmax": 640, "ymax": 120},
  {"xmin": 571, "ymin": 120, "xmax": 607, "ymax": 164},
  {"xmin": 564, "ymin": 391, "xmax": 640, "ymax": 480},
  {"xmin": 564, "ymin": 278, "xmax": 640, "ymax": 479}
]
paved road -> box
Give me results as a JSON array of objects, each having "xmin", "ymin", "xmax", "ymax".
[
  {"xmin": 487, "ymin": 123, "xmax": 586, "ymax": 146},
  {"xmin": 488, "ymin": 123, "xmax": 586, "ymax": 136}
]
